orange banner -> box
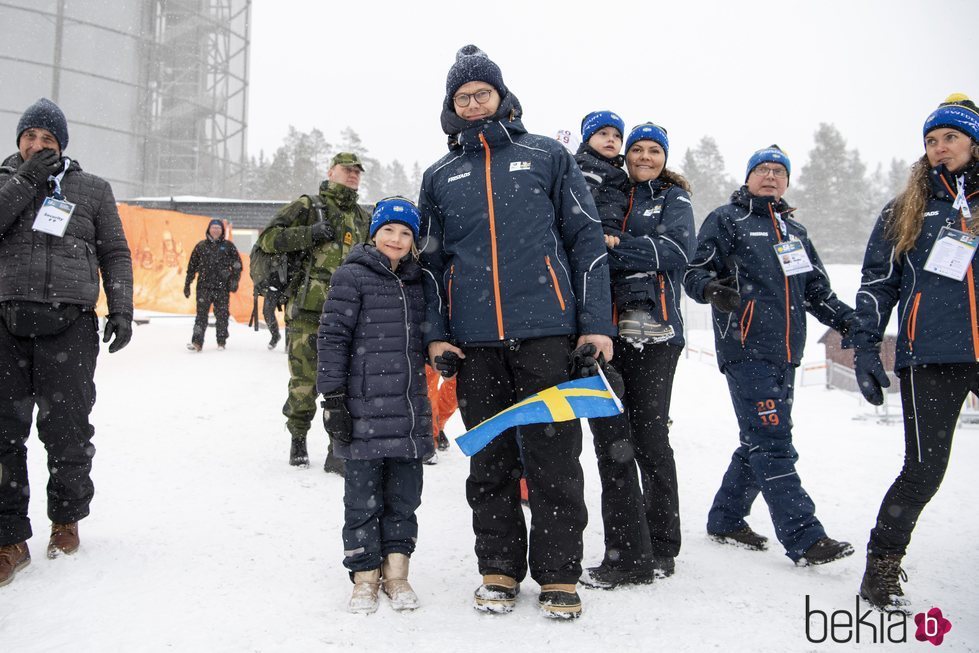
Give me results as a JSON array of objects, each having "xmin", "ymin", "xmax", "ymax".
[{"xmin": 96, "ymin": 203, "xmax": 272, "ymax": 326}]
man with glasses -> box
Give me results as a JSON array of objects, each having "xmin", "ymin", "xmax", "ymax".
[
  {"xmin": 683, "ymin": 145, "xmax": 857, "ymax": 568},
  {"xmin": 257, "ymin": 152, "xmax": 371, "ymax": 473},
  {"xmin": 418, "ymin": 45, "xmax": 614, "ymax": 619}
]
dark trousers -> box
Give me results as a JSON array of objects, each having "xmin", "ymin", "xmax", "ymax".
[
  {"xmin": 707, "ymin": 361, "xmax": 826, "ymax": 561},
  {"xmin": 262, "ymin": 293, "xmax": 280, "ymax": 341},
  {"xmin": 457, "ymin": 336, "xmax": 587, "ymax": 586},
  {"xmin": 192, "ymin": 287, "xmax": 230, "ymax": 345},
  {"xmin": 342, "ymin": 457, "xmax": 423, "ymax": 572},
  {"xmin": 0, "ymin": 312, "xmax": 99, "ymax": 545},
  {"xmin": 589, "ymin": 342, "xmax": 682, "ymax": 567},
  {"xmin": 868, "ymin": 363, "xmax": 976, "ymax": 556}
]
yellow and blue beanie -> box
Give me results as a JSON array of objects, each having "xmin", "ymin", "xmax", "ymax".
[
  {"xmin": 745, "ymin": 144, "xmax": 791, "ymax": 182},
  {"xmin": 370, "ymin": 197, "xmax": 420, "ymax": 239},
  {"xmin": 626, "ymin": 123, "xmax": 669, "ymax": 161},
  {"xmin": 581, "ymin": 110, "xmax": 625, "ymax": 143},
  {"xmin": 923, "ymin": 93, "xmax": 979, "ymax": 143}
]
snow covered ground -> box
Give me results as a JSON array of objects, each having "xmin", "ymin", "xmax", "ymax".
[{"xmin": 1, "ymin": 266, "xmax": 977, "ymax": 652}]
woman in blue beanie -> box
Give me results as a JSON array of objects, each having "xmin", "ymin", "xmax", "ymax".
[
  {"xmin": 316, "ymin": 197, "xmax": 433, "ymax": 614},
  {"xmin": 848, "ymin": 93, "xmax": 979, "ymax": 613},
  {"xmin": 581, "ymin": 122, "xmax": 695, "ymax": 587}
]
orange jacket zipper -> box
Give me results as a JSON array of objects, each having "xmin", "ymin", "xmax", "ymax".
[
  {"xmin": 478, "ymin": 132, "xmax": 505, "ymax": 340},
  {"xmin": 544, "ymin": 256, "xmax": 566, "ymax": 311},
  {"xmin": 769, "ymin": 205, "xmax": 792, "ymax": 362},
  {"xmin": 740, "ymin": 299, "xmax": 755, "ymax": 347},
  {"xmin": 938, "ymin": 175, "xmax": 979, "ymax": 359},
  {"xmin": 659, "ymin": 274, "xmax": 668, "ymax": 321},
  {"xmin": 447, "ymin": 264, "xmax": 454, "ymax": 320},
  {"xmin": 620, "ymin": 188, "xmax": 635, "ymax": 233}
]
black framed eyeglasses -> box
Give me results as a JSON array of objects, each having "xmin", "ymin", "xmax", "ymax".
[{"xmin": 453, "ymin": 88, "xmax": 494, "ymax": 107}]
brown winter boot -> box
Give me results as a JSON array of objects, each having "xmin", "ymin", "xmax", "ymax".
[
  {"xmin": 0, "ymin": 542, "xmax": 31, "ymax": 587},
  {"xmin": 538, "ymin": 583, "xmax": 582, "ymax": 619},
  {"xmin": 348, "ymin": 569, "xmax": 381, "ymax": 614},
  {"xmin": 48, "ymin": 522, "xmax": 80, "ymax": 559},
  {"xmin": 381, "ymin": 553, "xmax": 419, "ymax": 611}
]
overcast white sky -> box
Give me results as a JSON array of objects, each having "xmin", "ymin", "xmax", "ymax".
[{"xmin": 247, "ymin": 0, "xmax": 979, "ymax": 181}]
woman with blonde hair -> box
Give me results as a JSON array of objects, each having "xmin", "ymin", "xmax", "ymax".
[{"xmin": 848, "ymin": 93, "xmax": 979, "ymax": 613}]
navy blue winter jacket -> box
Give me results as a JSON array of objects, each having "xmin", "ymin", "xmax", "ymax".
[
  {"xmin": 419, "ymin": 111, "xmax": 614, "ymax": 346},
  {"xmin": 850, "ymin": 164, "xmax": 979, "ymax": 371},
  {"xmin": 574, "ymin": 144, "xmax": 630, "ymax": 236},
  {"xmin": 607, "ymin": 178, "xmax": 696, "ymax": 347},
  {"xmin": 315, "ymin": 244, "xmax": 433, "ymax": 460},
  {"xmin": 683, "ymin": 187, "xmax": 853, "ymax": 371}
]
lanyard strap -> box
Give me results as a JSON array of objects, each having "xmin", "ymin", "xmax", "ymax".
[
  {"xmin": 49, "ymin": 158, "xmax": 70, "ymax": 200},
  {"xmin": 953, "ymin": 174, "xmax": 973, "ymax": 220}
]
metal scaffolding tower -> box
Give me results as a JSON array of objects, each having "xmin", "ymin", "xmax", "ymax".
[{"xmin": 143, "ymin": 0, "xmax": 250, "ymax": 197}]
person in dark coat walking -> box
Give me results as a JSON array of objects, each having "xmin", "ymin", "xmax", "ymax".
[
  {"xmin": 0, "ymin": 98, "xmax": 133, "ymax": 586},
  {"xmin": 419, "ymin": 45, "xmax": 614, "ymax": 620},
  {"xmin": 580, "ymin": 122, "xmax": 695, "ymax": 588},
  {"xmin": 684, "ymin": 144, "xmax": 856, "ymax": 567},
  {"xmin": 184, "ymin": 219, "xmax": 242, "ymax": 351},
  {"xmin": 848, "ymin": 94, "xmax": 979, "ymax": 613},
  {"xmin": 316, "ymin": 198, "xmax": 433, "ymax": 614}
]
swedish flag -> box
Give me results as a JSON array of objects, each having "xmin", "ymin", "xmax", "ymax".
[{"xmin": 455, "ymin": 369, "xmax": 624, "ymax": 456}]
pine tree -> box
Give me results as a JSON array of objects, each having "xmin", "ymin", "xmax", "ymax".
[
  {"xmin": 385, "ymin": 160, "xmax": 414, "ymax": 199},
  {"xmin": 794, "ymin": 124, "xmax": 877, "ymax": 263},
  {"xmin": 680, "ymin": 136, "xmax": 736, "ymax": 226}
]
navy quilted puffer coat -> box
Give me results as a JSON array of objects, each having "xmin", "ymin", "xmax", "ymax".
[{"xmin": 316, "ymin": 244, "xmax": 433, "ymax": 460}]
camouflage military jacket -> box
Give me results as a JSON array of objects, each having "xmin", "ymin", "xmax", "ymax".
[{"xmin": 257, "ymin": 181, "xmax": 371, "ymax": 319}]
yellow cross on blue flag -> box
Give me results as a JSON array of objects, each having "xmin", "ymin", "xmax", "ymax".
[{"xmin": 454, "ymin": 368, "xmax": 624, "ymax": 456}]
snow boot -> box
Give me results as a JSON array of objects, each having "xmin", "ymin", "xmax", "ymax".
[
  {"xmin": 186, "ymin": 342, "xmax": 202, "ymax": 352},
  {"xmin": 538, "ymin": 584, "xmax": 582, "ymax": 620},
  {"xmin": 323, "ymin": 444, "xmax": 345, "ymax": 476},
  {"xmin": 268, "ymin": 333, "xmax": 281, "ymax": 350},
  {"xmin": 579, "ymin": 563, "xmax": 655, "ymax": 589},
  {"xmin": 618, "ymin": 308, "xmax": 675, "ymax": 344},
  {"xmin": 797, "ymin": 537, "xmax": 854, "ymax": 566},
  {"xmin": 348, "ymin": 568, "xmax": 381, "ymax": 614},
  {"xmin": 422, "ymin": 450, "xmax": 438, "ymax": 465},
  {"xmin": 708, "ymin": 526, "xmax": 769, "ymax": 551},
  {"xmin": 0, "ymin": 542, "xmax": 30, "ymax": 587},
  {"xmin": 860, "ymin": 554, "xmax": 910, "ymax": 614},
  {"xmin": 217, "ymin": 341, "xmax": 226, "ymax": 351},
  {"xmin": 474, "ymin": 574, "xmax": 519, "ymax": 613},
  {"xmin": 437, "ymin": 430, "xmax": 450, "ymax": 451},
  {"xmin": 289, "ymin": 437, "xmax": 309, "ymax": 467},
  {"xmin": 381, "ymin": 553, "xmax": 419, "ymax": 611},
  {"xmin": 47, "ymin": 522, "xmax": 79, "ymax": 558},
  {"xmin": 651, "ymin": 556, "xmax": 675, "ymax": 579}
]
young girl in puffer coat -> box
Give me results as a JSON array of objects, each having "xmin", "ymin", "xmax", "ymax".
[{"xmin": 316, "ymin": 197, "xmax": 434, "ymax": 614}]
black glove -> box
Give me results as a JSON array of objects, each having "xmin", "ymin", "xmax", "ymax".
[
  {"xmin": 704, "ymin": 276, "xmax": 741, "ymax": 313},
  {"xmin": 321, "ymin": 394, "xmax": 353, "ymax": 444},
  {"xmin": 183, "ymin": 284, "xmax": 191, "ymax": 298},
  {"xmin": 600, "ymin": 358, "xmax": 625, "ymax": 400},
  {"xmin": 18, "ymin": 149, "xmax": 62, "ymax": 186},
  {"xmin": 854, "ymin": 349, "xmax": 890, "ymax": 406},
  {"xmin": 229, "ymin": 280, "xmax": 239, "ymax": 293},
  {"xmin": 103, "ymin": 314, "xmax": 132, "ymax": 353},
  {"xmin": 433, "ymin": 350, "xmax": 461, "ymax": 378},
  {"xmin": 570, "ymin": 343, "xmax": 600, "ymax": 378},
  {"xmin": 310, "ymin": 221, "xmax": 336, "ymax": 244}
]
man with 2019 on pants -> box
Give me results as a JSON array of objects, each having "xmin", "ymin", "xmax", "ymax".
[{"xmin": 0, "ymin": 98, "xmax": 133, "ymax": 587}]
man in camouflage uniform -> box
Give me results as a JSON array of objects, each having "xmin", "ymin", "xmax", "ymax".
[{"xmin": 257, "ymin": 152, "xmax": 371, "ymax": 472}]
